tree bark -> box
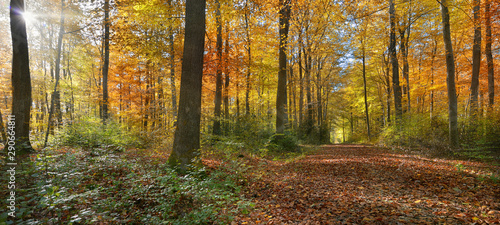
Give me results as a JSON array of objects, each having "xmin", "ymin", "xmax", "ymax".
[
  {"xmin": 440, "ymin": 0, "xmax": 459, "ymax": 148},
  {"xmin": 276, "ymin": 0, "xmax": 290, "ymax": 134},
  {"xmin": 168, "ymin": 0, "xmax": 206, "ymax": 169},
  {"xmin": 10, "ymin": 0, "xmax": 33, "ymax": 152},
  {"xmin": 389, "ymin": 0, "xmax": 403, "ymax": 122},
  {"xmin": 102, "ymin": 0, "xmax": 110, "ymax": 123},
  {"xmin": 470, "ymin": 0, "xmax": 481, "ymax": 118}
]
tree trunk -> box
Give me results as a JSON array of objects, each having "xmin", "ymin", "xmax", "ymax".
[
  {"xmin": 384, "ymin": 51, "xmax": 391, "ymax": 124},
  {"xmin": 362, "ymin": 43, "xmax": 370, "ymax": 139},
  {"xmin": 440, "ymin": 0, "xmax": 459, "ymax": 148},
  {"xmin": 305, "ymin": 49, "xmax": 313, "ymax": 126},
  {"xmin": 10, "ymin": 0, "xmax": 33, "ymax": 152},
  {"xmin": 223, "ymin": 28, "xmax": 230, "ymax": 133},
  {"xmin": 168, "ymin": 0, "xmax": 206, "ymax": 169},
  {"xmin": 244, "ymin": 0, "xmax": 251, "ymax": 115},
  {"xmin": 298, "ymin": 44, "xmax": 304, "ymax": 127},
  {"xmin": 102, "ymin": 0, "xmax": 110, "ymax": 123},
  {"xmin": 485, "ymin": 0, "xmax": 494, "ymax": 108},
  {"xmin": 470, "ymin": 0, "xmax": 481, "ymax": 118},
  {"xmin": 400, "ymin": 28, "xmax": 410, "ymax": 114},
  {"xmin": 276, "ymin": 0, "xmax": 290, "ymax": 134},
  {"xmin": 213, "ymin": 0, "xmax": 222, "ymax": 135},
  {"xmin": 169, "ymin": 29, "xmax": 177, "ymax": 122},
  {"xmin": 389, "ymin": 0, "xmax": 402, "ymax": 122},
  {"xmin": 430, "ymin": 39, "xmax": 437, "ymax": 120}
]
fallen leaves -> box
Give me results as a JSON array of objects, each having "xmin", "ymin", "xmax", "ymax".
[{"xmin": 235, "ymin": 145, "xmax": 500, "ymax": 224}]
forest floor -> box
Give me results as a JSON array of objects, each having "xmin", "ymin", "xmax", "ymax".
[{"xmin": 231, "ymin": 145, "xmax": 500, "ymax": 224}]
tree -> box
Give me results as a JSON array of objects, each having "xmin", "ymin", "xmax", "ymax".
[
  {"xmin": 361, "ymin": 37, "xmax": 370, "ymax": 139},
  {"xmin": 470, "ymin": 0, "xmax": 481, "ymax": 118},
  {"xmin": 10, "ymin": 0, "xmax": 33, "ymax": 153},
  {"xmin": 102, "ymin": 0, "xmax": 110, "ymax": 122},
  {"xmin": 213, "ymin": 0, "xmax": 222, "ymax": 135},
  {"xmin": 440, "ymin": 0, "xmax": 459, "ymax": 148},
  {"xmin": 485, "ymin": 0, "xmax": 494, "ymax": 108},
  {"xmin": 276, "ymin": 0, "xmax": 291, "ymax": 134},
  {"xmin": 389, "ymin": 0, "xmax": 402, "ymax": 122},
  {"xmin": 44, "ymin": 0, "xmax": 66, "ymax": 148},
  {"xmin": 168, "ymin": 0, "xmax": 206, "ymax": 169}
]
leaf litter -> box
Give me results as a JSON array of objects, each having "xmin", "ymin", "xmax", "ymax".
[{"xmin": 234, "ymin": 145, "xmax": 500, "ymax": 224}]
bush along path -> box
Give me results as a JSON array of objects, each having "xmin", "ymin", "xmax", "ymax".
[{"xmin": 234, "ymin": 145, "xmax": 500, "ymax": 224}]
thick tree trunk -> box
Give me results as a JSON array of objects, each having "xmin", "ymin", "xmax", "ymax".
[
  {"xmin": 276, "ymin": 0, "xmax": 290, "ymax": 134},
  {"xmin": 389, "ymin": 0, "xmax": 403, "ymax": 122},
  {"xmin": 485, "ymin": 0, "xmax": 494, "ymax": 108},
  {"xmin": 102, "ymin": 0, "xmax": 110, "ymax": 123},
  {"xmin": 470, "ymin": 0, "xmax": 481, "ymax": 118},
  {"xmin": 10, "ymin": 0, "xmax": 33, "ymax": 152},
  {"xmin": 213, "ymin": 0, "xmax": 222, "ymax": 135},
  {"xmin": 440, "ymin": 0, "xmax": 459, "ymax": 148},
  {"xmin": 168, "ymin": 0, "xmax": 206, "ymax": 169}
]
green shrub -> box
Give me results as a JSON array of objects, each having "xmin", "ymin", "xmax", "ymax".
[
  {"xmin": 265, "ymin": 133, "xmax": 299, "ymax": 153},
  {"xmin": 232, "ymin": 115, "xmax": 274, "ymax": 151}
]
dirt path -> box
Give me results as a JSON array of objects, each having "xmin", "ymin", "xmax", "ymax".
[{"xmin": 235, "ymin": 145, "xmax": 500, "ymax": 224}]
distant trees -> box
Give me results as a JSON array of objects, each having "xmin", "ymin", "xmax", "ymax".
[
  {"xmin": 2, "ymin": 0, "xmax": 498, "ymax": 153},
  {"xmin": 10, "ymin": 0, "xmax": 33, "ymax": 153},
  {"xmin": 168, "ymin": 0, "xmax": 206, "ymax": 169}
]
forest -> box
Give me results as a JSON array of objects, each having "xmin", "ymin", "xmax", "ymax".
[{"xmin": 1, "ymin": 0, "xmax": 499, "ymax": 224}]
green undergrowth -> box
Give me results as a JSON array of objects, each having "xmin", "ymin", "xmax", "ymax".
[
  {"xmin": 204, "ymin": 116, "xmax": 308, "ymax": 161},
  {"xmin": 0, "ymin": 147, "xmax": 252, "ymax": 224},
  {"xmin": 379, "ymin": 112, "xmax": 500, "ymax": 164},
  {"xmin": 202, "ymin": 130, "xmax": 314, "ymax": 163}
]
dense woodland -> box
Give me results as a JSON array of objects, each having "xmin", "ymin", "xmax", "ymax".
[{"xmin": 1, "ymin": 0, "xmax": 500, "ymax": 224}]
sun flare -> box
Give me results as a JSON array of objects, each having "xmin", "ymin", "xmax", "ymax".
[{"xmin": 21, "ymin": 11, "xmax": 35, "ymax": 24}]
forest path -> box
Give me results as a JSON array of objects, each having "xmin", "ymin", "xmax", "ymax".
[{"xmin": 234, "ymin": 144, "xmax": 500, "ymax": 224}]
